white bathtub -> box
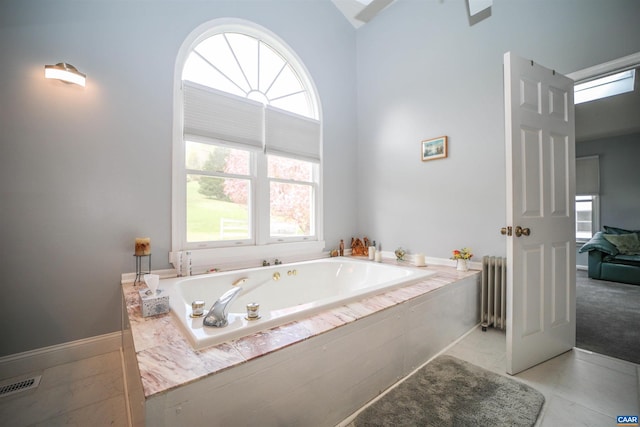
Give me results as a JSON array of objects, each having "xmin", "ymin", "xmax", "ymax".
[{"xmin": 162, "ymin": 257, "xmax": 435, "ymax": 349}]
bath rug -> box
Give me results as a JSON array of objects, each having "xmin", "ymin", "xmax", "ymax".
[{"xmin": 348, "ymin": 355, "xmax": 544, "ymax": 427}]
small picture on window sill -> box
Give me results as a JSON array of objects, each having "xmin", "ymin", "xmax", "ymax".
[{"xmin": 421, "ymin": 136, "xmax": 448, "ymax": 161}]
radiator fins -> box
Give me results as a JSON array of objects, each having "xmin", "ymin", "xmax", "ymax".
[{"xmin": 481, "ymin": 256, "xmax": 507, "ymax": 331}]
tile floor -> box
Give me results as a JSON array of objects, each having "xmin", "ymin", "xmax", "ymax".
[
  {"xmin": 0, "ymin": 327, "xmax": 637, "ymax": 426},
  {"xmin": 446, "ymin": 327, "xmax": 640, "ymax": 427},
  {"xmin": 0, "ymin": 351, "xmax": 127, "ymax": 427}
]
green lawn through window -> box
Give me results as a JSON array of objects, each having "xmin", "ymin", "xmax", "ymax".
[{"xmin": 186, "ymin": 180, "xmax": 249, "ymax": 242}]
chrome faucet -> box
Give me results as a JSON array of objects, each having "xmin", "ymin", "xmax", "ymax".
[{"xmin": 203, "ymin": 286, "xmax": 242, "ymax": 327}]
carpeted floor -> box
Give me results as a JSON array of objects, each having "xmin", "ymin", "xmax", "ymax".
[
  {"xmin": 348, "ymin": 355, "xmax": 544, "ymax": 427},
  {"xmin": 576, "ymin": 270, "xmax": 640, "ymax": 364}
]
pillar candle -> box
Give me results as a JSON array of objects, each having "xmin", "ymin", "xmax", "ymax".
[
  {"xmin": 375, "ymin": 251, "xmax": 382, "ymax": 262},
  {"xmin": 415, "ymin": 253, "xmax": 426, "ymax": 267},
  {"xmin": 135, "ymin": 237, "xmax": 151, "ymax": 256}
]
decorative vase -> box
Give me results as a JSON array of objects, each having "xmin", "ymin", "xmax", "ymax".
[{"xmin": 456, "ymin": 259, "xmax": 469, "ymax": 272}]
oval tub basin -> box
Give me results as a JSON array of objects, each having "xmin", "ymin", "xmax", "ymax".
[{"xmin": 163, "ymin": 257, "xmax": 436, "ymax": 349}]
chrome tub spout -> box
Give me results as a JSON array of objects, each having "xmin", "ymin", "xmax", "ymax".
[{"xmin": 203, "ymin": 286, "xmax": 242, "ymax": 327}]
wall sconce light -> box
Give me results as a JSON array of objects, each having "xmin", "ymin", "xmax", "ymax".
[{"xmin": 44, "ymin": 62, "xmax": 86, "ymax": 87}]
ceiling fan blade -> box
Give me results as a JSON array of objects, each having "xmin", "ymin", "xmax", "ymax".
[{"xmin": 354, "ymin": 0, "xmax": 394, "ymax": 23}]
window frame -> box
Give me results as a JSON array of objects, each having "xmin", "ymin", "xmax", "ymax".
[
  {"xmin": 172, "ymin": 18, "xmax": 324, "ymax": 269},
  {"xmin": 575, "ymin": 195, "xmax": 600, "ymax": 243},
  {"xmin": 184, "ymin": 138, "xmax": 256, "ymax": 247},
  {"xmin": 266, "ymin": 154, "xmax": 319, "ymax": 243}
]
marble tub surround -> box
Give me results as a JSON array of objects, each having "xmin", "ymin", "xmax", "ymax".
[{"xmin": 122, "ymin": 261, "xmax": 480, "ymax": 426}]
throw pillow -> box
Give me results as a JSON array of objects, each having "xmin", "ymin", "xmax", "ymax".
[
  {"xmin": 578, "ymin": 232, "xmax": 619, "ymax": 256},
  {"xmin": 602, "ymin": 233, "xmax": 640, "ymax": 255},
  {"xmin": 603, "ymin": 225, "xmax": 640, "ymax": 235}
]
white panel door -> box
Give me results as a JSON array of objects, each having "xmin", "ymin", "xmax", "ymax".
[{"xmin": 504, "ymin": 52, "xmax": 576, "ymax": 375}]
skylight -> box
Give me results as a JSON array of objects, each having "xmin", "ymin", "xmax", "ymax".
[{"xmin": 574, "ymin": 69, "xmax": 636, "ymax": 104}]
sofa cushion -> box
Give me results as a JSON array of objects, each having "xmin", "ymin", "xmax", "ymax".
[
  {"xmin": 603, "ymin": 225, "xmax": 640, "ymax": 235},
  {"xmin": 603, "ymin": 233, "xmax": 640, "ymax": 255},
  {"xmin": 579, "ymin": 231, "xmax": 619, "ymax": 256},
  {"xmin": 607, "ymin": 254, "xmax": 640, "ymax": 267}
]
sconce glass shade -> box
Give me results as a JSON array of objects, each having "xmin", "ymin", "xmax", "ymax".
[{"xmin": 44, "ymin": 63, "xmax": 86, "ymax": 87}]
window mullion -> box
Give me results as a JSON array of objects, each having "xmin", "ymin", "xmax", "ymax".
[
  {"xmin": 186, "ymin": 168, "xmax": 250, "ymax": 180},
  {"xmin": 268, "ymin": 177, "xmax": 313, "ymax": 185},
  {"xmin": 194, "ymin": 51, "xmax": 248, "ymax": 97},
  {"xmin": 255, "ymin": 152, "xmax": 269, "ymax": 245}
]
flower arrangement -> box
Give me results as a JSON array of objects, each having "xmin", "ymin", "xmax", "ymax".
[{"xmin": 451, "ymin": 247, "xmax": 473, "ymax": 260}]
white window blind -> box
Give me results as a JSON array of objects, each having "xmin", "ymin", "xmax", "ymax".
[
  {"xmin": 183, "ymin": 81, "xmax": 264, "ymax": 149},
  {"xmin": 265, "ymin": 106, "xmax": 321, "ymax": 162},
  {"xmin": 576, "ymin": 155, "xmax": 600, "ymax": 196}
]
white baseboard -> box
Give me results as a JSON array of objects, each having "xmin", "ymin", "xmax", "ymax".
[
  {"xmin": 577, "ymin": 265, "xmax": 588, "ymax": 271},
  {"xmin": 0, "ymin": 331, "xmax": 122, "ymax": 380}
]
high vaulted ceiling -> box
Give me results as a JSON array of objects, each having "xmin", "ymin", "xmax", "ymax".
[{"xmin": 331, "ymin": 0, "xmax": 397, "ymax": 28}]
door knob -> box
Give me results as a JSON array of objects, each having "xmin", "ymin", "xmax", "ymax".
[
  {"xmin": 500, "ymin": 226, "xmax": 512, "ymax": 236},
  {"xmin": 515, "ymin": 226, "xmax": 531, "ymax": 237}
]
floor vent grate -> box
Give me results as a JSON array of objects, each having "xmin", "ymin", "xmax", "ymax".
[{"xmin": 0, "ymin": 375, "xmax": 42, "ymax": 398}]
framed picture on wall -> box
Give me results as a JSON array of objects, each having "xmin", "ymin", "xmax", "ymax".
[{"xmin": 421, "ymin": 136, "xmax": 448, "ymax": 161}]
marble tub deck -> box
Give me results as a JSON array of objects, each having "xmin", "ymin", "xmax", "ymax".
[{"xmin": 122, "ymin": 260, "xmax": 479, "ymax": 399}]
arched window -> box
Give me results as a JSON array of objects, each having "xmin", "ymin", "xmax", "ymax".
[
  {"xmin": 173, "ymin": 19, "xmax": 323, "ymax": 264},
  {"xmin": 183, "ymin": 32, "xmax": 318, "ymax": 119}
]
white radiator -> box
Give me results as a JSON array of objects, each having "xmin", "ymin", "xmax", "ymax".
[{"xmin": 481, "ymin": 256, "xmax": 507, "ymax": 331}]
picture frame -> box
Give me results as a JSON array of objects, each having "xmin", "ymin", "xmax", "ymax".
[{"xmin": 421, "ymin": 136, "xmax": 448, "ymax": 161}]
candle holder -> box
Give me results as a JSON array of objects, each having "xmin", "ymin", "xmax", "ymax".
[{"xmin": 134, "ymin": 253, "xmax": 152, "ymax": 284}]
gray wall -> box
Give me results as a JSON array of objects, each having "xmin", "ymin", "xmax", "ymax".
[
  {"xmin": 2, "ymin": 0, "xmax": 640, "ymax": 357},
  {"xmin": 577, "ymin": 133, "xmax": 640, "ymax": 230},
  {"xmin": 355, "ymin": 0, "xmax": 640, "ymax": 258},
  {"xmin": 0, "ymin": 0, "xmax": 358, "ymax": 357}
]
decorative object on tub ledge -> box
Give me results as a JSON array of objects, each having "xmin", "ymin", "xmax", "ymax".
[
  {"xmin": 414, "ymin": 253, "xmax": 426, "ymax": 267},
  {"xmin": 133, "ymin": 237, "xmax": 151, "ymax": 284},
  {"xmin": 351, "ymin": 237, "xmax": 368, "ymax": 256},
  {"xmin": 133, "ymin": 253, "xmax": 151, "ymax": 284},
  {"xmin": 330, "ymin": 248, "xmax": 339, "ymax": 257},
  {"xmin": 394, "ymin": 247, "xmax": 406, "ymax": 261},
  {"xmin": 134, "ymin": 237, "xmax": 151, "ymax": 255},
  {"xmin": 138, "ymin": 281, "xmax": 170, "ymax": 318},
  {"xmin": 457, "ymin": 260, "xmax": 469, "ymax": 271},
  {"xmin": 143, "ymin": 274, "xmax": 160, "ymax": 295},
  {"xmin": 347, "ymin": 355, "xmax": 544, "ymax": 427},
  {"xmin": 421, "ymin": 135, "xmax": 448, "ymax": 162},
  {"xmin": 339, "ymin": 239, "xmax": 345, "ymax": 256},
  {"xmin": 184, "ymin": 251, "xmax": 192, "ymax": 276},
  {"xmin": 176, "ymin": 251, "xmax": 183, "ymax": 277},
  {"xmin": 451, "ymin": 247, "xmax": 473, "ymax": 271}
]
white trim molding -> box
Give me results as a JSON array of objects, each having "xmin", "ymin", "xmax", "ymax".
[
  {"xmin": 0, "ymin": 332, "xmax": 122, "ymax": 380},
  {"xmin": 568, "ymin": 51, "xmax": 640, "ymax": 82}
]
